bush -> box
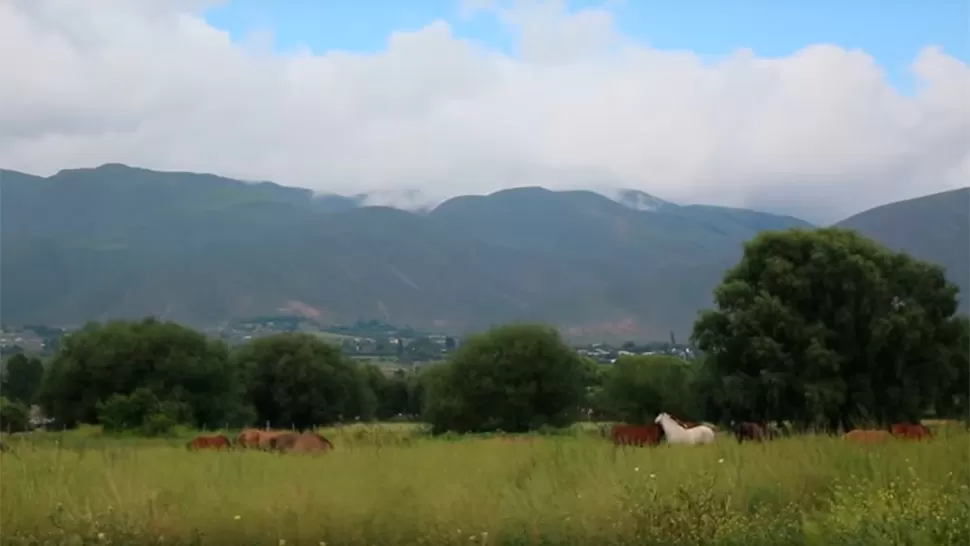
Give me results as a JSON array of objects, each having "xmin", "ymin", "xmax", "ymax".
[
  {"xmin": 602, "ymin": 355, "xmax": 701, "ymax": 424},
  {"xmin": 0, "ymin": 396, "xmax": 29, "ymax": 432},
  {"xmin": 96, "ymin": 389, "xmax": 190, "ymax": 436},
  {"xmin": 424, "ymin": 324, "xmax": 588, "ymax": 434}
]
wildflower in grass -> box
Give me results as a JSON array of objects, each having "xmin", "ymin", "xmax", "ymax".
[
  {"xmin": 649, "ymin": 473, "xmax": 656, "ymax": 479},
  {"xmin": 634, "ymin": 466, "xmax": 639, "ymax": 472},
  {"xmin": 718, "ymin": 458, "xmax": 724, "ymax": 463},
  {"xmin": 233, "ymin": 515, "xmax": 241, "ymax": 520},
  {"xmin": 97, "ymin": 532, "xmax": 106, "ymax": 540},
  {"xmin": 278, "ymin": 540, "xmax": 286, "ymax": 546}
]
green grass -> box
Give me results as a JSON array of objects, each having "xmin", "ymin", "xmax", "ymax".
[{"xmin": 2, "ymin": 423, "xmax": 968, "ymax": 546}]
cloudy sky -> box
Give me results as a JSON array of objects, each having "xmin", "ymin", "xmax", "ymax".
[{"xmin": 2, "ymin": 0, "xmax": 968, "ymax": 223}]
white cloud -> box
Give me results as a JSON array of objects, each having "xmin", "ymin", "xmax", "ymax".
[{"xmin": 1, "ymin": 0, "xmax": 968, "ymax": 223}]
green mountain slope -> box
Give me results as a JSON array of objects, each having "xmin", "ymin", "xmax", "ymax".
[
  {"xmin": 834, "ymin": 187, "xmax": 970, "ymax": 313},
  {"xmin": 1, "ymin": 164, "xmax": 819, "ymax": 340}
]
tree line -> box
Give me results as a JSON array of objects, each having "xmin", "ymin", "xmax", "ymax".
[{"xmin": 1, "ymin": 228, "xmax": 967, "ymax": 435}]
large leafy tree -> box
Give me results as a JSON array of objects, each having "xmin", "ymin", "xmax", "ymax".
[
  {"xmin": 1, "ymin": 353, "xmax": 44, "ymax": 405},
  {"xmin": 234, "ymin": 333, "xmax": 376, "ymax": 429},
  {"xmin": 935, "ymin": 315, "xmax": 970, "ymax": 420},
  {"xmin": 601, "ymin": 354, "xmax": 700, "ymax": 424},
  {"xmin": 361, "ymin": 365, "xmax": 410, "ymax": 420},
  {"xmin": 423, "ymin": 323, "xmax": 587, "ymax": 434},
  {"xmin": 692, "ymin": 228, "xmax": 965, "ymax": 430},
  {"xmin": 38, "ymin": 318, "xmax": 242, "ymax": 428}
]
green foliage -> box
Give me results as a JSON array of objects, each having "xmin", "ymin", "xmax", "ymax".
[
  {"xmin": 936, "ymin": 315, "xmax": 970, "ymax": 421},
  {"xmin": 36, "ymin": 317, "xmax": 241, "ymax": 429},
  {"xmin": 96, "ymin": 388, "xmax": 190, "ymax": 437},
  {"xmin": 361, "ymin": 365, "xmax": 410, "ymax": 420},
  {"xmin": 693, "ymin": 227, "xmax": 966, "ymax": 429},
  {"xmin": 602, "ymin": 355, "xmax": 700, "ymax": 424},
  {"xmin": 424, "ymin": 324, "xmax": 588, "ymax": 434},
  {"xmin": 0, "ymin": 395, "xmax": 29, "ymax": 432},
  {"xmin": 835, "ymin": 187, "xmax": 969, "ymax": 315},
  {"xmin": 1, "ymin": 353, "xmax": 44, "ymax": 404},
  {"xmin": 233, "ymin": 333, "xmax": 376, "ymax": 429},
  {"xmin": 3, "ymin": 425, "xmax": 968, "ymax": 545}
]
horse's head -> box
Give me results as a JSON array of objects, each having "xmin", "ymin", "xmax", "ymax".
[{"xmin": 654, "ymin": 412, "xmax": 668, "ymax": 424}]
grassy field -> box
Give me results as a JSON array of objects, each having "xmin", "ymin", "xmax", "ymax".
[{"xmin": 2, "ymin": 422, "xmax": 968, "ymax": 546}]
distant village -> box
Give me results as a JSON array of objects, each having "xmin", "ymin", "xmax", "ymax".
[{"xmin": 0, "ymin": 316, "xmax": 696, "ymax": 366}]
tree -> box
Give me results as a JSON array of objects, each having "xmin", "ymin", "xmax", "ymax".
[
  {"xmin": 601, "ymin": 355, "xmax": 700, "ymax": 424},
  {"xmin": 0, "ymin": 396, "xmax": 29, "ymax": 432},
  {"xmin": 37, "ymin": 318, "xmax": 242, "ymax": 429},
  {"xmin": 97, "ymin": 388, "xmax": 192, "ymax": 436},
  {"xmin": 581, "ymin": 360, "xmax": 613, "ymax": 420},
  {"xmin": 692, "ymin": 228, "xmax": 965, "ymax": 430},
  {"xmin": 423, "ymin": 323, "xmax": 587, "ymax": 434},
  {"xmin": 360, "ymin": 364, "xmax": 410, "ymax": 420},
  {"xmin": 234, "ymin": 333, "xmax": 376, "ymax": 429},
  {"xmin": 1, "ymin": 353, "xmax": 44, "ymax": 404},
  {"xmin": 935, "ymin": 315, "xmax": 970, "ymax": 421}
]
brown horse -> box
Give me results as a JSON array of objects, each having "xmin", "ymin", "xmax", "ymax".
[
  {"xmin": 730, "ymin": 421, "xmax": 766, "ymax": 443},
  {"xmin": 187, "ymin": 434, "xmax": 231, "ymax": 451},
  {"xmin": 890, "ymin": 422, "xmax": 932, "ymax": 440},
  {"xmin": 270, "ymin": 432, "xmax": 334, "ymax": 453},
  {"xmin": 843, "ymin": 429, "xmax": 892, "ymax": 444},
  {"xmin": 235, "ymin": 428, "xmax": 262, "ymax": 448},
  {"xmin": 236, "ymin": 428, "xmax": 286, "ymax": 450},
  {"xmin": 610, "ymin": 423, "xmax": 664, "ymax": 447}
]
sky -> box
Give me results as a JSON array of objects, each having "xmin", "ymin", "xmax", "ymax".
[{"xmin": 2, "ymin": 0, "xmax": 968, "ymax": 223}]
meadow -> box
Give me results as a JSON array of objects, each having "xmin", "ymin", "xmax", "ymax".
[{"xmin": 2, "ymin": 422, "xmax": 968, "ymax": 546}]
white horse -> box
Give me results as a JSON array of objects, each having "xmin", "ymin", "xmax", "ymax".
[{"xmin": 654, "ymin": 412, "xmax": 716, "ymax": 445}]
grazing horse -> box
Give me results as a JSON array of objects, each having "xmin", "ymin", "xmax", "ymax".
[
  {"xmin": 236, "ymin": 428, "xmax": 262, "ymax": 448},
  {"xmin": 270, "ymin": 432, "xmax": 334, "ymax": 453},
  {"xmin": 610, "ymin": 423, "xmax": 664, "ymax": 447},
  {"xmin": 654, "ymin": 412, "xmax": 716, "ymax": 445},
  {"xmin": 890, "ymin": 423, "xmax": 932, "ymax": 440},
  {"xmin": 236, "ymin": 428, "xmax": 286, "ymax": 450},
  {"xmin": 730, "ymin": 421, "xmax": 766, "ymax": 443},
  {"xmin": 843, "ymin": 429, "xmax": 892, "ymax": 444},
  {"xmin": 187, "ymin": 434, "xmax": 231, "ymax": 451}
]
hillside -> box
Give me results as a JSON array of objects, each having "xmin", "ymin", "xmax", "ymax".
[
  {"xmin": 834, "ymin": 187, "xmax": 970, "ymax": 313},
  {"xmin": 0, "ymin": 163, "xmax": 828, "ymax": 340}
]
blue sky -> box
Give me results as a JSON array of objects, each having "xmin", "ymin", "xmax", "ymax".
[{"xmin": 205, "ymin": 0, "xmax": 968, "ymax": 92}]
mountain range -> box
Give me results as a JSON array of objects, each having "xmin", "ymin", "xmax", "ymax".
[{"xmin": 1, "ymin": 164, "xmax": 966, "ymax": 341}]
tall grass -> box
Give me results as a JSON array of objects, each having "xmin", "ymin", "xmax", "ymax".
[{"xmin": 2, "ymin": 423, "xmax": 968, "ymax": 545}]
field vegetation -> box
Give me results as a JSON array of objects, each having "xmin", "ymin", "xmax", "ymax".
[{"xmin": 3, "ymin": 422, "xmax": 968, "ymax": 546}]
